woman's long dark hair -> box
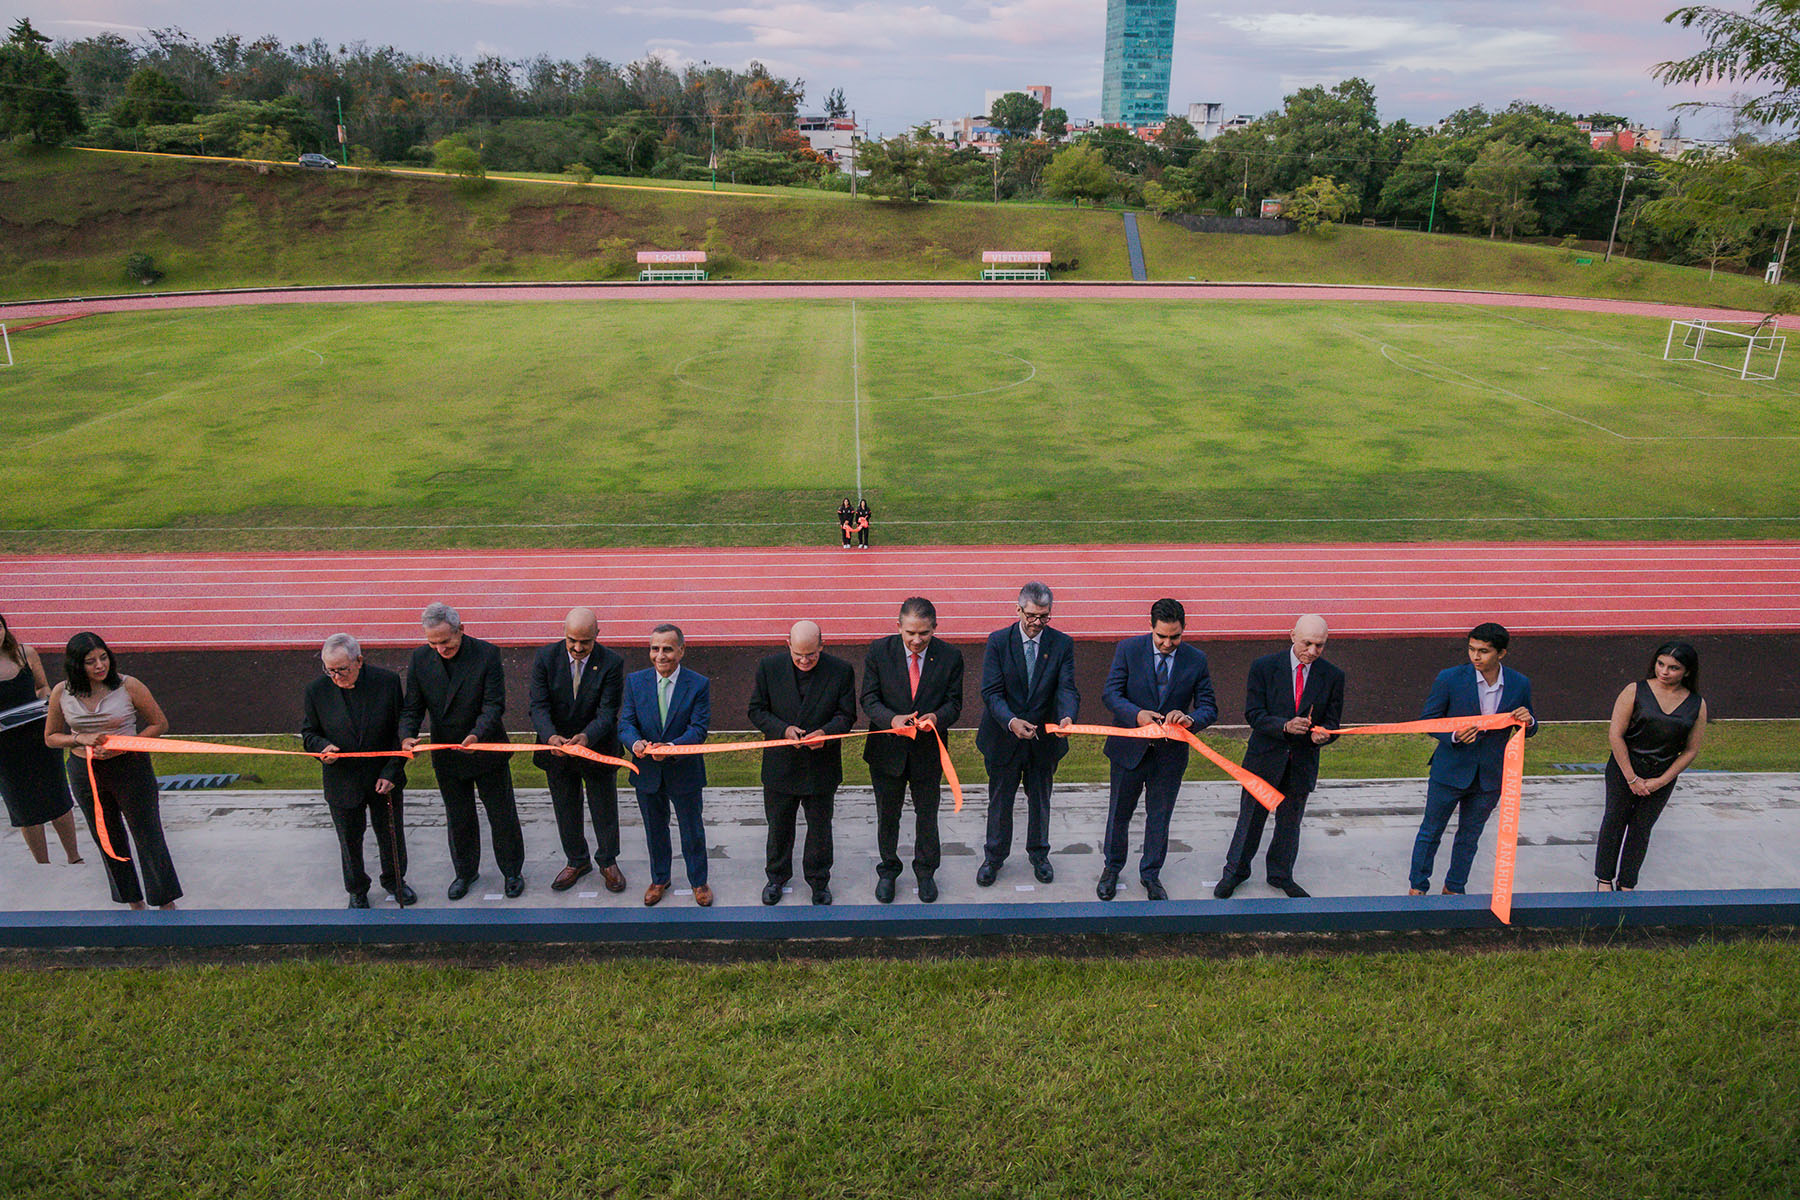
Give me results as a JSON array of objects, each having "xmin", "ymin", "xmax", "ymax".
[
  {"xmin": 63, "ymin": 631, "xmax": 121, "ymax": 697},
  {"xmin": 1646, "ymin": 640, "xmax": 1701, "ymax": 697},
  {"xmin": 0, "ymin": 613, "xmax": 24, "ymax": 671}
]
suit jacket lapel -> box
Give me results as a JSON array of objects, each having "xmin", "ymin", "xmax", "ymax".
[{"xmin": 432, "ymin": 648, "xmax": 467, "ymax": 711}]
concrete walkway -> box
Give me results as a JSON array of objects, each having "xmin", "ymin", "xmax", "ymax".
[{"xmin": 5, "ymin": 773, "xmax": 1796, "ymax": 913}]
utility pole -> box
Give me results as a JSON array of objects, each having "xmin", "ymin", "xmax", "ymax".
[
  {"xmin": 1603, "ymin": 164, "xmax": 1634, "ymax": 263},
  {"xmin": 1426, "ymin": 165, "xmax": 1442, "ymax": 234},
  {"xmin": 336, "ymin": 96, "xmax": 347, "ymax": 165},
  {"xmin": 849, "ymin": 111, "xmax": 857, "ymax": 200},
  {"xmin": 709, "ymin": 118, "xmax": 717, "ymax": 191}
]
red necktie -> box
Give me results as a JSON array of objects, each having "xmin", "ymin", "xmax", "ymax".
[
  {"xmin": 908, "ymin": 652, "xmax": 921, "ymax": 699},
  {"xmin": 1294, "ymin": 662, "xmax": 1306, "ymax": 713}
]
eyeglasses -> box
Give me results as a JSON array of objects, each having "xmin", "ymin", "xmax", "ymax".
[
  {"xmin": 1018, "ymin": 609, "xmax": 1052, "ymax": 625},
  {"xmin": 323, "ymin": 663, "xmax": 359, "ymax": 677}
]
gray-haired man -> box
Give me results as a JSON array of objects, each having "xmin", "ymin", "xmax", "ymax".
[{"xmin": 399, "ymin": 602, "xmax": 526, "ymax": 900}]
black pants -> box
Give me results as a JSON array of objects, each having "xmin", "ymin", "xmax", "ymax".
[
  {"xmin": 67, "ymin": 752, "xmax": 182, "ymax": 907},
  {"xmin": 544, "ymin": 760, "xmax": 620, "ymax": 869},
  {"xmin": 764, "ymin": 787, "xmax": 835, "ymax": 889},
  {"xmin": 857, "ymin": 526, "xmax": 870, "ymax": 547},
  {"xmin": 1221, "ymin": 760, "xmax": 1310, "ymax": 888},
  {"xmin": 1596, "ymin": 759, "xmax": 1676, "ymax": 888},
  {"xmin": 984, "ymin": 759, "xmax": 1056, "ymax": 865},
  {"xmin": 329, "ymin": 790, "xmax": 406, "ymax": 896},
  {"xmin": 439, "ymin": 767, "xmax": 524, "ymax": 880},
  {"xmin": 1102, "ymin": 744, "xmax": 1186, "ymax": 882},
  {"xmin": 873, "ymin": 761, "xmax": 942, "ymax": 879}
]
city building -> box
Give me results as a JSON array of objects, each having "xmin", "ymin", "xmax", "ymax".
[
  {"xmin": 1101, "ymin": 0, "xmax": 1178, "ymax": 127},
  {"xmin": 1187, "ymin": 101, "xmax": 1224, "ymax": 140},
  {"xmin": 794, "ymin": 115, "xmax": 859, "ymax": 172}
]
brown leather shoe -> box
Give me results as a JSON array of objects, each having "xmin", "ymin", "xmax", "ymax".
[
  {"xmin": 551, "ymin": 863, "xmax": 591, "ymax": 892},
  {"xmin": 693, "ymin": 884, "xmax": 714, "ymax": 907},
  {"xmin": 600, "ymin": 864, "xmax": 627, "ymax": 893},
  {"xmin": 643, "ymin": 883, "xmax": 668, "ymax": 907},
  {"xmin": 1408, "ymin": 888, "xmax": 1426, "ymax": 895}
]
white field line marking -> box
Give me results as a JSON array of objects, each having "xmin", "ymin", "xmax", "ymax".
[
  {"xmin": 851, "ymin": 299, "xmax": 863, "ymax": 501},
  {"xmin": 1483, "ymin": 310, "xmax": 1800, "ymax": 400}
]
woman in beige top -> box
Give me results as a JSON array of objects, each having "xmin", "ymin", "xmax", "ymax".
[{"xmin": 43, "ymin": 631, "xmax": 180, "ymax": 910}]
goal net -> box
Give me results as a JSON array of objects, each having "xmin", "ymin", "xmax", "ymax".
[{"xmin": 1663, "ymin": 316, "xmax": 1786, "ymax": 381}]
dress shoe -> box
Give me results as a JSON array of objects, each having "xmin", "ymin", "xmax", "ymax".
[
  {"xmin": 1096, "ymin": 871, "xmax": 1119, "ymax": 901},
  {"xmin": 1031, "ymin": 858, "xmax": 1055, "ymax": 884},
  {"xmin": 875, "ymin": 876, "xmax": 896, "ymax": 904},
  {"xmin": 976, "ymin": 861, "xmax": 999, "ymax": 887},
  {"xmin": 1408, "ymin": 888, "xmax": 1426, "ymax": 896},
  {"xmin": 1142, "ymin": 878, "xmax": 1169, "ymax": 901},
  {"xmin": 504, "ymin": 874, "xmax": 525, "ymax": 899},
  {"xmin": 391, "ymin": 882, "xmax": 418, "ymax": 908},
  {"xmin": 1213, "ymin": 877, "xmax": 1240, "ymax": 899},
  {"xmin": 1279, "ymin": 881, "xmax": 1311, "ymax": 899},
  {"xmin": 812, "ymin": 886, "xmax": 833, "ymax": 906},
  {"xmin": 447, "ymin": 876, "xmax": 476, "ymax": 901},
  {"xmin": 1441, "ymin": 886, "xmax": 1461, "ymax": 896},
  {"xmin": 643, "ymin": 883, "xmax": 668, "ymax": 906},
  {"xmin": 600, "ymin": 864, "xmax": 627, "ymax": 893},
  {"xmin": 917, "ymin": 874, "xmax": 938, "ymax": 904},
  {"xmin": 348, "ymin": 892, "xmax": 370, "ymax": 909},
  {"xmin": 694, "ymin": 884, "xmax": 714, "ymax": 907},
  {"xmin": 762, "ymin": 881, "xmax": 784, "ymax": 906},
  {"xmin": 551, "ymin": 863, "xmax": 592, "ymax": 892}
]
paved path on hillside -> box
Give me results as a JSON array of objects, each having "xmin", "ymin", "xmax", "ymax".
[
  {"xmin": 4, "ymin": 772, "xmax": 1794, "ymax": 913},
  {"xmin": 5, "ymin": 541, "xmax": 1797, "ymax": 649},
  {"xmin": 0, "ymin": 280, "xmax": 1790, "ymax": 325}
]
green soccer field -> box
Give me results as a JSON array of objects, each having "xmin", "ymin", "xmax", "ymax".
[{"xmin": 5, "ymin": 298, "xmax": 1798, "ymax": 550}]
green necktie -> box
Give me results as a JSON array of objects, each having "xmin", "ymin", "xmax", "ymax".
[{"xmin": 658, "ymin": 674, "xmax": 672, "ymax": 725}]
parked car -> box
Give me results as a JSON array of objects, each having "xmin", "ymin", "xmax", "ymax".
[{"xmin": 298, "ymin": 153, "xmax": 338, "ymax": 169}]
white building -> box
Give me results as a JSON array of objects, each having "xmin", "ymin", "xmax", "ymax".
[{"xmin": 795, "ymin": 116, "xmax": 859, "ymax": 172}]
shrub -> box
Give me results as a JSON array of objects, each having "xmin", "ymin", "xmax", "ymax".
[{"xmin": 124, "ymin": 252, "xmax": 163, "ymax": 286}]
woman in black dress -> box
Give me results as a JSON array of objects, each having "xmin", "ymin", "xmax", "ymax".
[
  {"xmin": 854, "ymin": 498, "xmax": 872, "ymax": 549},
  {"xmin": 1596, "ymin": 641, "xmax": 1707, "ymax": 891},
  {"xmin": 0, "ymin": 613, "xmax": 81, "ymax": 864}
]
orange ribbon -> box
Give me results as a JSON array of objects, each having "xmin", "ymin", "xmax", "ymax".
[
  {"xmin": 639, "ymin": 724, "xmax": 964, "ymax": 812},
  {"xmin": 1049, "ymin": 722, "xmax": 1287, "ymax": 812},
  {"xmin": 1317, "ymin": 713, "xmax": 1531, "ymax": 924}
]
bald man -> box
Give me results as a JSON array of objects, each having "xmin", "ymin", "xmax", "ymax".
[
  {"xmin": 1215, "ymin": 615, "xmax": 1345, "ymax": 899},
  {"xmin": 747, "ymin": 620, "xmax": 858, "ymax": 905},
  {"xmin": 528, "ymin": 607, "xmax": 627, "ymax": 893}
]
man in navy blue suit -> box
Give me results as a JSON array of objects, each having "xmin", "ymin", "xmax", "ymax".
[
  {"xmin": 975, "ymin": 581, "xmax": 1079, "ymax": 887},
  {"xmin": 1409, "ymin": 621, "xmax": 1537, "ymax": 896},
  {"xmin": 1214, "ymin": 614, "xmax": 1345, "ymax": 900},
  {"xmin": 1096, "ymin": 598, "xmax": 1217, "ymax": 901},
  {"xmin": 617, "ymin": 624, "xmax": 713, "ymax": 907}
]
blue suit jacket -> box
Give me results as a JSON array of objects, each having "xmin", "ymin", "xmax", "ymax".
[
  {"xmin": 975, "ymin": 623, "xmax": 1079, "ymax": 768},
  {"xmin": 1101, "ymin": 634, "xmax": 1217, "ymax": 768},
  {"xmin": 1422, "ymin": 664, "xmax": 1537, "ymax": 792},
  {"xmin": 617, "ymin": 667, "xmax": 710, "ymax": 795}
]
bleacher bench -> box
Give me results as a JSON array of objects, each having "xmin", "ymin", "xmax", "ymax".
[
  {"xmin": 638, "ymin": 250, "xmax": 708, "ymax": 282},
  {"xmin": 980, "ymin": 251, "xmax": 1051, "ymax": 282}
]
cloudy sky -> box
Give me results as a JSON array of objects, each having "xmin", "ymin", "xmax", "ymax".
[{"xmin": 21, "ymin": 0, "xmax": 1747, "ymax": 135}]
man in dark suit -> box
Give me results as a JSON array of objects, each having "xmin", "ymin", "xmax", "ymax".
[
  {"xmin": 528, "ymin": 607, "xmax": 627, "ymax": 895},
  {"xmin": 1410, "ymin": 621, "xmax": 1538, "ymax": 896},
  {"xmin": 1215, "ymin": 614, "xmax": 1346, "ymax": 900},
  {"xmin": 1097, "ymin": 598, "xmax": 1217, "ymax": 901},
  {"xmin": 975, "ymin": 581, "xmax": 1079, "ymax": 887},
  {"xmin": 301, "ymin": 633, "xmax": 416, "ymax": 909},
  {"xmin": 617, "ymin": 623, "xmax": 713, "ymax": 907},
  {"xmin": 748, "ymin": 620, "xmax": 858, "ymax": 905},
  {"xmin": 861, "ymin": 597, "xmax": 963, "ymax": 904},
  {"xmin": 398, "ymin": 601, "xmax": 525, "ymax": 900}
]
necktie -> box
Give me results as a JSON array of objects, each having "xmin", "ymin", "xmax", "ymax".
[
  {"xmin": 1295, "ymin": 663, "xmax": 1306, "ymax": 714},
  {"xmin": 1024, "ymin": 637, "xmax": 1038, "ymax": 687},
  {"xmin": 908, "ymin": 651, "xmax": 921, "ymax": 699},
  {"xmin": 657, "ymin": 674, "xmax": 672, "ymax": 725},
  {"xmin": 1156, "ymin": 653, "xmax": 1170, "ymax": 701},
  {"xmin": 571, "ymin": 656, "xmax": 584, "ymax": 693}
]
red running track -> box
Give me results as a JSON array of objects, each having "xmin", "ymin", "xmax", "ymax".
[
  {"xmin": 0, "ymin": 281, "xmax": 1792, "ymax": 326},
  {"xmin": 3, "ymin": 541, "xmax": 1797, "ymax": 651}
]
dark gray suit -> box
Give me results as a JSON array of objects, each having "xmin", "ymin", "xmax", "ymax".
[
  {"xmin": 861, "ymin": 634, "xmax": 964, "ymax": 880},
  {"xmin": 527, "ymin": 640, "xmax": 624, "ymax": 870},
  {"xmin": 975, "ymin": 623, "xmax": 1079, "ymax": 867}
]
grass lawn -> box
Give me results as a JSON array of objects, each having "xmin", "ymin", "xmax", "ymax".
[
  {"xmin": 158, "ymin": 720, "xmax": 1798, "ymax": 791},
  {"xmin": 1, "ymin": 145, "xmax": 1786, "ymax": 308},
  {"xmin": 3, "ymin": 298, "xmax": 1796, "ymax": 550},
  {"xmin": 2, "ymin": 944, "xmax": 1796, "ymax": 1197}
]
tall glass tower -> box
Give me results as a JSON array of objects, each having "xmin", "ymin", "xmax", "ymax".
[{"xmin": 1101, "ymin": 0, "xmax": 1177, "ymax": 126}]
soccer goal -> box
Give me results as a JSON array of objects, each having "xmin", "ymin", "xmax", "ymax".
[{"xmin": 1663, "ymin": 316, "xmax": 1786, "ymax": 381}]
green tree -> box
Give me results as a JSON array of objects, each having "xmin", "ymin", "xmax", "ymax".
[
  {"xmin": 1040, "ymin": 106, "xmax": 1068, "ymax": 139},
  {"xmin": 823, "ymin": 86, "xmax": 847, "ymax": 119},
  {"xmin": 1656, "ymin": 2, "xmax": 1800, "ymax": 126},
  {"xmin": 0, "ymin": 18, "xmax": 84, "ymax": 145},
  {"xmin": 988, "ymin": 91, "xmax": 1044, "ymax": 139},
  {"xmin": 1262, "ymin": 78, "xmax": 1383, "ymax": 212},
  {"xmin": 110, "ymin": 67, "xmax": 196, "ymax": 127},
  {"xmin": 432, "ymin": 133, "xmax": 487, "ymax": 186},
  {"xmin": 1445, "ymin": 141, "xmax": 1549, "ymax": 239},
  {"xmin": 1286, "ymin": 174, "xmax": 1356, "ymax": 231},
  {"xmin": 1140, "ymin": 178, "xmax": 1196, "ymax": 216},
  {"xmin": 1043, "ymin": 142, "xmax": 1118, "ymax": 206}
]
